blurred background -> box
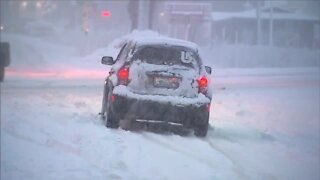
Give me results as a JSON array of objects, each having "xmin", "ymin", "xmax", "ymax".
[{"xmin": 0, "ymin": 0, "xmax": 319, "ymax": 70}]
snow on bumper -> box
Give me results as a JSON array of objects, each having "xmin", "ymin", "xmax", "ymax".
[
  {"xmin": 112, "ymin": 85, "xmax": 210, "ymax": 125},
  {"xmin": 113, "ymin": 85, "xmax": 210, "ymax": 107}
]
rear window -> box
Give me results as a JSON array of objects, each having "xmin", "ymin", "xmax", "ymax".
[{"xmin": 133, "ymin": 45, "xmax": 200, "ymax": 69}]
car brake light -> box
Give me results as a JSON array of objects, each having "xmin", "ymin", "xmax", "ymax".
[
  {"xmin": 112, "ymin": 95, "xmax": 116, "ymax": 103},
  {"xmin": 199, "ymin": 76, "xmax": 208, "ymax": 87},
  {"xmin": 198, "ymin": 76, "xmax": 208, "ymax": 93},
  {"xmin": 118, "ymin": 68, "xmax": 129, "ymax": 85}
]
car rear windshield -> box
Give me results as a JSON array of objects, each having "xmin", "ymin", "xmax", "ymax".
[{"xmin": 132, "ymin": 45, "xmax": 200, "ymax": 69}]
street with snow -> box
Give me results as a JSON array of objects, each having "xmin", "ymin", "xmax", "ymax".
[{"xmin": 1, "ymin": 66, "xmax": 319, "ymax": 179}]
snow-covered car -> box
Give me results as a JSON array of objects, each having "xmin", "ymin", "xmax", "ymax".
[{"xmin": 100, "ymin": 37, "xmax": 212, "ymax": 137}]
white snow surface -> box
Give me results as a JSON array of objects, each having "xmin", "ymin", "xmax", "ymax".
[
  {"xmin": 1, "ymin": 67, "xmax": 319, "ymax": 180},
  {"xmin": 1, "ymin": 31, "xmax": 320, "ymax": 180},
  {"xmin": 133, "ymin": 37, "xmax": 199, "ymax": 51},
  {"xmin": 105, "ymin": 30, "xmax": 199, "ymax": 53}
]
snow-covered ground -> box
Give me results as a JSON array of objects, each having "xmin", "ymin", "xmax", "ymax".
[
  {"xmin": 1, "ymin": 32, "xmax": 319, "ymax": 180},
  {"xmin": 1, "ymin": 68, "xmax": 319, "ymax": 180}
]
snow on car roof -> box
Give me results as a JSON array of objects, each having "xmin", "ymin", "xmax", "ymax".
[{"xmin": 129, "ymin": 37, "xmax": 199, "ymax": 51}]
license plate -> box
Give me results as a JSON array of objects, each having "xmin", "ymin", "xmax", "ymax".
[{"xmin": 153, "ymin": 76, "xmax": 179, "ymax": 89}]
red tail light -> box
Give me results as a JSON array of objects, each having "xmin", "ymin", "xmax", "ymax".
[
  {"xmin": 198, "ymin": 76, "xmax": 208, "ymax": 93},
  {"xmin": 119, "ymin": 68, "xmax": 129, "ymax": 80},
  {"xmin": 112, "ymin": 95, "xmax": 116, "ymax": 103},
  {"xmin": 118, "ymin": 68, "xmax": 129, "ymax": 85},
  {"xmin": 199, "ymin": 76, "xmax": 208, "ymax": 87}
]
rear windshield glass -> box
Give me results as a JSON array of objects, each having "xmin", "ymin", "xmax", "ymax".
[{"xmin": 133, "ymin": 45, "xmax": 200, "ymax": 69}]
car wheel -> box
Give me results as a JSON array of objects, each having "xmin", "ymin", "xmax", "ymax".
[
  {"xmin": 194, "ymin": 122, "xmax": 208, "ymax": 137},
  {"xmin": 101, "ymin": 82, "xmax": 109, "ymax": 121},
  {"xmin": 104, "ymin": 88, "xmax": 119, "ymax": 129},
  {"xmin": 0, "ymin": 67, "xmax": 4, "ymax": 82}
]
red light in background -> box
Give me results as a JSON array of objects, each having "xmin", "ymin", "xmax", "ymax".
[{"xmin": 102, "ymin": 10, "xmax": 111, "ymax": 17}]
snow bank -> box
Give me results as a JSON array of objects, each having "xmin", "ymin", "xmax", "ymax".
[
  {"xmin": 2, "ymin": 30, "xmax": 319, "ymax": 82},
  {"xmin": 1, "ymin": 30, "xmax": 169, "ymax": 80},
  {"xmin": 200, "ymin": 45, "xmax": 319, "ymax": 68}
]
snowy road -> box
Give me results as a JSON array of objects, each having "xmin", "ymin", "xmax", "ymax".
[{"xmin": 1, "ymin": 69, "xmax": 319, "ymax": 180}]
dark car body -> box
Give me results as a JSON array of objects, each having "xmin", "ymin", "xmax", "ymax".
[{"xmin": 0, "ymin": 42, "xmax": 10, "ymax": 82}]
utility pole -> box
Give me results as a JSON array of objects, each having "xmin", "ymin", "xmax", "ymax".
[
  {"xmin": 137, "ymin": 0, "xmax": 150, "ymax": 30},
  {"xmin": 82, "ymin": 6, "xmax": 89, "ymax": 35},
  {"xmin": 137, "ymin": 0, "xmax": 143, "ymax": 30},
  {"xmin": 148, "ymin": 0, "xmax": 155, "ymax": 29},
  {"xmin": 256, "ymin": 1, "xmax": 261, "ymax": 45},
  {"xmin": 269, "ymin": 1, "xmax": 274, "ymax": 46}
]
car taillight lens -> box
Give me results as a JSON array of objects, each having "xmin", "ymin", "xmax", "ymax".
[
  {"xmin": 112, "ymin": 95, "xmax": 116, "ymax": 103},
  {"xmin": 198, "ymin": 76, "xmax": 208, "ymax": 93},
  {"xmin": 118, "ymin": 68, "xmax": 129, "ymax": 85}
]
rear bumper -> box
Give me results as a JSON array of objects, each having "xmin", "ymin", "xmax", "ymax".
[{"xmin": 112, "ymin": 86, "xmax": 210, "ymax": 127}]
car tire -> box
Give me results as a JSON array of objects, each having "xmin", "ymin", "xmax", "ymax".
[
  {"xmin": 103, "ymin": 87, "xmax": 119, "ymax": 129},
  {"xmin": 194, "ymin": 122, "xmax": 208, "ymax": 137},
  {"xmin": 0, "ymin": 67, "xmax": 4, "ymax": 82},
  {"xmin": 194, "ymin": 111, "xmax": 209, "ymax": 137},
  {"xmin": 101, "ymin": 82, "xmax": 108, "ymax": 120}
]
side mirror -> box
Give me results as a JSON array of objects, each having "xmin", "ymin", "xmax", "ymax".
[
  {"xmin": 101, "ymin": 56, "xmax": 114, "ymax": 65},
  {"xmin": 204, "ymin": 66, "xmax": 212, "ymax": 74}
]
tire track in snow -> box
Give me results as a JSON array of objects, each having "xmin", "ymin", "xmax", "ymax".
[
  {"xmin": 204, "ymin": 137, "xmax": 249, "ymax": 179},
  {"xmin": 104, "ymin": 132, "xmax": 130, "ymax": 179},
  {"xmin": 205, "ymin": 126, "xmax": 278, "ymax": 180},
  {"xmin": 140, "ymin": 132, "xmax": 246, "ymax": 179}
]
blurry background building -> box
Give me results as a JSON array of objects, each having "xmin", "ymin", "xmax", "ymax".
[
  {"xmin": 211, "ymin": 6, "xmax": 320, "ymax": 48},
  {"xmin": 1, "ymin": 0, "xmax": 319, "ymax": 50}
]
